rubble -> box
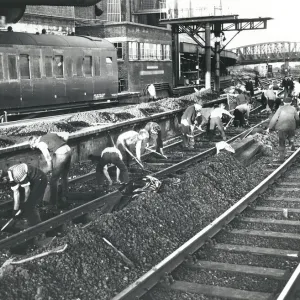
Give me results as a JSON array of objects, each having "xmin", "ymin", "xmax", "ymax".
[{"xmin": 0, "ymin": 152, "xmax": 267, "ymax": 299}]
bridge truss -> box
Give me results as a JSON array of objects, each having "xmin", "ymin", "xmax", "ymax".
[{"xmin": 231, "ymin": 42, "xmax": 300, "ymax": 64}]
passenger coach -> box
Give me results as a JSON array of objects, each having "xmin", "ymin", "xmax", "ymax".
[{"xmin": 0, "ymin": 32, "xmax": 118, "ymax": 114}]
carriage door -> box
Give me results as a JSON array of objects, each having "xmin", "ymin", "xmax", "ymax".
[
  {"xmin": 19, "ymin": 52, "xmax": 33, "ymax": 108},
  {"xmin": 53, "ymin": 51, "xmax": 66, "ymax": 104}
]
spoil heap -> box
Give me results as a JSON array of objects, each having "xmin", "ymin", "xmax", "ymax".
[{"xmin": 0, "ymin": 152, "xmax": 266, "ymax": 300}]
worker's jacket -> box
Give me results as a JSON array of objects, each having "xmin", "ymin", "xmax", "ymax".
[{"xmin": 268, "ymin": 105, "xmax": 299, "ymax": 131}]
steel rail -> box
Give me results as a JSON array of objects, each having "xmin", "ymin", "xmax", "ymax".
[
  {"xmin": 0, "ymin": 105, "xmax": 265, "ymax": 213},
  {"xmin": 111, "ymin": 145, "xmax": 300, "ymax": 300},
  {"xmin": 0, "ymin": 111, "xmax": 266, "ymax": 251},
  {"xmin": 277, "ymin": 263, "xmax": 300, "ymax": 300}
]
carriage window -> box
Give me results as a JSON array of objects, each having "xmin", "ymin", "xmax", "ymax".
[
  {"xmin": 76, "ymin": 57, "xmax": 83, "ymax": 76},
  {"xmin": 20, "ymin": 54, "xmax": 30, "ymax": 79},
  {"xmin": 66, "ymin": 58, "xmax": 73, "ymax": 77},
  {"xmin": 45, "ymin": 56, "xmax": 53, "ymax": 77},
  {"xmin": 54, "ymin": 55, "xmax": 63, "ymax": 78},
  {"xmin": 0, "ymin": 56, "xmax": 4, "ymax": 80},
  {"xmin": 8, "ymin": 55, "xmax": 17, "ymax": 80},
  {"xmin": 106, "ymin": 57, "xmax": 113, "ymax": 76},
  {"xmin": 94, "ymin": 57, "xmax": 101, "ymax": 76},
  {"xmin": 84, "ymin": 56, "xmax": 92, "ymax": 77},
  {"xmin": 32, "ymin": 56, "xmax": 41, "ymax": 79}
]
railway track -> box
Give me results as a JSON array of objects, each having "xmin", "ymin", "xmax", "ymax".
[
  {"xmin": 111, "ymin": 134, "xmax": 300, "ymax": 300},
  {"xmin": 0, "ymin": 106, "xmax": 267, "ymax": 254}
]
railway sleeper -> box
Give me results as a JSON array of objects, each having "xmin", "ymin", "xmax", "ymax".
[
  {"xmin": 159, "ymin": 280, "xmax": 273, "ymax": 300},
  {"xmin": 171, "ymin": 264, "xmax": 286, "ymax": 294},
  {"xmin": 199, "ymin": 244, "xmax": 299, "ymax": 270},
  {"xmin": 216, "ymin": 228, "xmax": 300, "ymax": 251},
  {"xmin": 233, "ymin": 217, "xmax": 300, "ymax": 234}
]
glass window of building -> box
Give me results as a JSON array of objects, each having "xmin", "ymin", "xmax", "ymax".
[
  {"xmin": 107, "ymin": 0, "xmax": 121, "ymax": 22},
  {"xmin": 163, "ymin": 45, "xmax": 171, "ymax": 60},
  {"xmin": 139, "ymin": 43, "xmax": 145, "ymax": 60},
  {"xmin": 129, "ymin": 42, "xmax": 138, "ymax": 60},
  {"xmin": 113, "ymin": 43, "xmax": 123, "ymax": 60},
  {"xmin": 157, "ymin": 44, "xmax": 163, "ymax": 60}
]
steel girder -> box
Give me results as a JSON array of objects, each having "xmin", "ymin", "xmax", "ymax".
[{"xmin": 231, "ymin": 42, "xmax": 300, "ymax": 64}]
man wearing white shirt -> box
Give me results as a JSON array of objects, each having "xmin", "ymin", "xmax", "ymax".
[
  {"xmin": 209, "ymin": 103, "xmax": 234, "ymax": 141},
  {"xmin": 234, "ymin": 103, "xmax": 252, "ymax": 127}
]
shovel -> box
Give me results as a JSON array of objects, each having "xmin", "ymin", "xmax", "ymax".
[
  {"xmin": 145, "ymin": 147, "xmax": 168, "ymax": 159},
  {"xmin": 224, "ymin": 116, "xmax": 235, "ymax": 130},
  {"xmin": 1, "ymin": 210, "xmax": 21, "ymax": 231},
  {"xmin": 123, "ymin": 145, "xmax": 144, "ymax": 169}
]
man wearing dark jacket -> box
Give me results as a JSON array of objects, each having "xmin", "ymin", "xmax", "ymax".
[
  {"xmin": 0, "ymin": 163, "xmax": 47, "ymax": 226},
  {"xmin": 266, "ymin": 97, "xmax": 299, "ymax": 161}
]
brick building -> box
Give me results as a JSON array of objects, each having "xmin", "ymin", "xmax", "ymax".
[
  {"xmin": 75, "ymin": 0, "xmax": 173, "ymax": 94},
  {"xmin": 3, "ymin": 6, "xmax": 75, "ymax": 35}
]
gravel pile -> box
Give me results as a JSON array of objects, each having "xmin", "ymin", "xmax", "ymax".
[
  {"xmin": 0, "ymin": 152, "xmax": 267, "ymax": 299},
  {"xmin": 67, "ymin": 111, "xmax": 135, "ymax": 125},
  {"xmin": 0, "ymin": 91, "xmax": 219, "ymax": 148}
]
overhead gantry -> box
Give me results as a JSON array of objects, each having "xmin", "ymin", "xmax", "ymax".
[{"xmin": 160, "ymin": 14, "xmax": 272, "ymax": 92}]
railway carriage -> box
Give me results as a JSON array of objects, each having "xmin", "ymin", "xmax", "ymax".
[{"xmin": 0, "ymin": 31, "xmax": 118, "ymax": 115}]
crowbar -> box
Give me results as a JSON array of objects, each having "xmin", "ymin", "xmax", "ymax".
[{"xmin": 145, "ymin": 147, "xmax": 168, "ymax": 159}]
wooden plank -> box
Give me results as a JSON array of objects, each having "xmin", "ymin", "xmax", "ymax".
[
  {"xmin": 214, "ymin": 244, "xmax": 299, "ymax": 258},
  {"xmin": 254, "ymin": 206, "xmax": 300, "ymax": 213},
  {"xmin": 279, "ymin": 182, "xmax": 300, "ymax": 187},
  {"xmin": 240, "ymin": 217, "xmax": 300, "ymax": 226},
  {"xmin": 275, "ymin": 187, "xmax": 300, "ymax": 192},
  {"xmin": 230, "ymin": 229, "xmax": 300, "ymax": 240},
  {"xmin": 188, "ymin": 261, "xmax": 290, "ymax": 280},
  {"xmin": 165, "ymin": 281, "xmax": 272, "ymax": 300},
  {"xmin": 265, "ymin": 197, "xmax": 300, "ymax": 202}
]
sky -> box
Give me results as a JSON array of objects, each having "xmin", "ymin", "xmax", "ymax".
[{"xmin": 176, "ymin": 0, "xmax": 300, "ymax": 49}]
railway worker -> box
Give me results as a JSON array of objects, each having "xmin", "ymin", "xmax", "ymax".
[
  {"xmin": 88, "ymin": 147, "xmax": 129, "ymax": 190},
  {"xmin": 208, "ymin": 103, "xmax": 234, "ymax": 141},
  {"xmin": 0, "ymin": 163, "xmax": 47, "ymax": 226},
  {"xmin": 263, "ymin": 88, "xmax": 277, "ymax": 112},
  {"xmin": 196, "ymin": 107, "xmax": 214, "ymax": 132},
  {"xmin": 236, "ymin": 90, "xmax": 250, "ymax": 106},
  {"xmin": 254, "ymin": 74, "xmax": 260, "ymax": 88},
  {"xmin": 144, "ymin": 122, "xmax": 165, "ymax": 156},
  {"xmin": 180, "ymin": 103, "xmax": 202, "ymax": 148},
  {"xmin": 266, "ymin": 97, "xmax": 299, "ymax": 162},
  {"xmin": 116, "ymin": 129, "xmax": 149, "ymax": 167},
  {"xmin": 245, "ymin": 78, "xmax": 254, "ymax": 97},
  {"xmin": 29, "ymin": 132, "xmax": 72, "ymax": 207},
  {"xmin": 233, "ymin": 103, "xmax": 252, "ymax": 128}
]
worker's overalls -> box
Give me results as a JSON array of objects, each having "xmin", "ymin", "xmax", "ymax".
[
  {"xmin": 21, "ymin": 166, "xmax": 47, "ymax": 226},
  {"xmin": 40, "ymin": 133, "xmax": 72, "ymax": 206},
  {"xmin": 96, "ymin": 151, "xmax": 129, "ymax": 187},
  {"xmin": 209, "ymin": 117, "xmax": 227, "ymax": 141}
]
